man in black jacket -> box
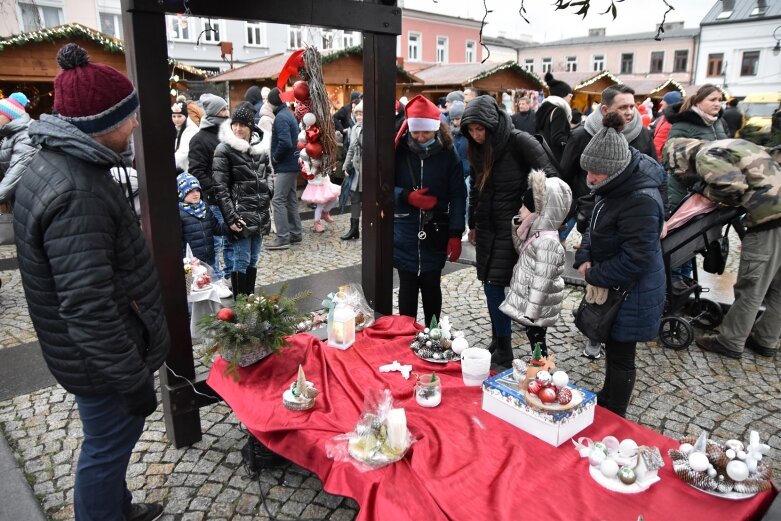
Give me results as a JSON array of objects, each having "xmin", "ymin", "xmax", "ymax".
[
  {"xmin": 187, "ymin": 93, "xmax": 233, "ymax": 297},
  {"xmin": 14, "ymin": 44, "xmax": 169, "ymax": 521}
]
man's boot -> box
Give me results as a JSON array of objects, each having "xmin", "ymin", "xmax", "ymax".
[
  {"xmin": 340, "ymin": 218, "xmax": 360, "ymax": 240},
  {"xmin": 490, "ymin": 337, "xmax": 513, "ymax": 368},
  {"xmin": 244, "ymin": 267, "xmax": 257, "ymax": 295}
]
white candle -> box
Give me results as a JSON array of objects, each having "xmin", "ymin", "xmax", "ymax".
[{"xmin": 385, "ymin": 408, "xmax": 407, "ymax": 452}]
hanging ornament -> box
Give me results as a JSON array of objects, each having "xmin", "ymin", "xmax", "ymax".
[
  {"xmin": 302, "ymin": 112, "xmax": 317, "ymax": 128},
  {"xmin": 305, "ymin": 141, "xmax": 323, "ymax": 159},
  {"xmin": 294, "ymin": 100, "xmax": 311, "ymax": 122},
  {"xmin": 293, "ymin": 80, "xmax": 310, "ymax": 101},
  {"xmin": 298, "ymin": 130, "xmax": 307, "ymax": 144},
  {"xmin": 305, "ymin": 125, "xmax": 321, "ymax": 143}
]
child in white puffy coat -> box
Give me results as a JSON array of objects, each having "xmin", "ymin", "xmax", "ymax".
[{"xmin": 499, "ymin": 169, "xmax": 572, "ymax": 358}]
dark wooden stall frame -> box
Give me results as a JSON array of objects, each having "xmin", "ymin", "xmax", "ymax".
[{"xmin": 120, "ymin": 0, "xmax": 401, "ymax": 447}]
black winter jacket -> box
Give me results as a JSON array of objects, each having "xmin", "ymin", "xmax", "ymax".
[
  {"xmin": 180, "ymin": 207, "xmax": 228, "ymax": 265},
  {"xmin": 270, "ymin": 105, "xmax": 299, "ymax": 173},
  {"xmin": 535, "ymin": 100, "xmax": 571, "ymax": 162},
  {"xmin": 14, "ymin": 115, "xmax": 170, "ymax": 397},
  {"xmin": 461, "ymin": 95, "xmax": 559, "ymax": 287},
  {"xmin": 212, "ymin": 121, "xmax": 272, "ymax": 236},
  {"xmin": 187, "ymin": 125, "xmax": 221, "ymax": 204}
]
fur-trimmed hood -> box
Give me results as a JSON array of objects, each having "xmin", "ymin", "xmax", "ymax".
[
  {"xmin": 528, "ymin": 169, "xmax": 572, "ymax": 233},
  {"xmin": 218, "ymin": 120, "xmax": 267, "ymax": 157}
]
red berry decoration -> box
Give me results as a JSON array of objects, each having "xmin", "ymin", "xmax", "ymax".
[
  {"xmin": 557, "ymin": 387, "xmax": 573, "ymax": 405},
  {"xmin": 305, "ymin": 141, "xmax": 323, "ymax": 159},
  {"xmin": 293, "ymin": 80, "xmax": 310, "ymax": 101},
  {"xmin": 539, "ymin": 387, "xmax": 557, "ymax": 404},
  {"xmin": 527, "ymin": 379, "xmax": 543, "ymax": 395},
  {"xmin": 294, "ymin": 100, "xmax": 311, "ymax": 121},
  {"xmin": 215, "ymin": 307, "xmax": 235, "ymax": 322}
]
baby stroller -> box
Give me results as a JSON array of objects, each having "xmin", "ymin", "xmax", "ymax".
[{"xmin": 658, "ymin": 192, "xmax": 742, "ymax": 350}]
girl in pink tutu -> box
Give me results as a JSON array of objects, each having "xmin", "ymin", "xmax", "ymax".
[{"xmin": 301, "ymin": 166, "xmax": 341, "ymax": 233}]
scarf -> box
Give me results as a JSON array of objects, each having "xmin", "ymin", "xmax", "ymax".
[
  {"xmin": 691, "ymin": 106, "xmax": 718, "ymax": 126},
  {"xmin": 516, "ymin": 212, "xmax": 539, "ymax": 242},
  {"xmin": 584, "ymin": 107, "xmax": 643, "ymax": 143},
  {"xmin": 179, "ymin": 198, "xmax": 207, "ymax": 219}
]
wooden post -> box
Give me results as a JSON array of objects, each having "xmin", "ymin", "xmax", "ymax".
[
  {"xmin": 361, "ymin": 31, "xmax": 399, "ymax": 315},
  {"xmin": 121, "ymin": 0, "xmax": 204, "ymax": 447}
]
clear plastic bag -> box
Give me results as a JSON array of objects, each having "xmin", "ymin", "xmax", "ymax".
[
  {"xmin": 323, "ymin": 283, "xmax": 375, "ymax": 331},
  {"xmin": 325, "ymin": 389, "xmax": 415, "ymax": 472}
]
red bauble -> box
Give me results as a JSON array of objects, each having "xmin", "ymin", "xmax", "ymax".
[
  {"xmin": 293, "ymin": 80, "xmax": 310, "ymax": 101},
  {"xmin": 557, "ymin": 387, "xmax": 573, "ymax": 405},
  {"xmin": 294, "ymin": 100, "xmax": 311, "ymax": 121},
  {"xmin": 296, "ymin": 141, "xmax": 306, "ymax": 151},
  {"xmin": 539, "ymin": 387, "xmax": 557, "ymax": 404},
  {"xmin": 215, "ymin": 308, "xmax": 235, "ymax": 322},
  {"xmin": 306, "ymin": 125, "xmax": 321, "ymax": 143},
  {"xmin": 305, "ymin": 141, "xmax": 323, "ymax": 159},
  {"xmin": 527, "ymin": 380, "xmax": 543, "ymax": 395}
]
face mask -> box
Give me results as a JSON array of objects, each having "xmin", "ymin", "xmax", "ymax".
[{"xmin": 420, "ymin": 136, "xmax": 437, "ymax": 148}]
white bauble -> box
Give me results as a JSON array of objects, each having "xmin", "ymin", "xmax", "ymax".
[
  {"xmin": 726, "ymin": 460, "xmax": 749, "ymax": 482},
  {"xmin": 451, "ymin": 336, "xmax": 469, "ymax": 355},
  {"xmin": 299, "ymin": 149, "xmax": 309, "ymax": 162},
  {"xmin": 600, "ymin": 458, "xmax": 619, "ymax": 479},
  {"xmin": 619, "ymin": 439, "xmax": 638, "ymax": 456},
  {"xmin": 302, "ymin": 112, "xmax": 317, "ymax": 127},
  {"xmin": 551, "ymin": 371, "xmax": 569, "ymax": 388},
  {"xmin": 688, "ymin": 452, "xmax": 709, "ymax": 472},
  {"xmin": 725, "ymin": 448, "xmax": 736, "ymax": 460},
  {"xmin": 298, "ymin": 130, "xmax": 307, "ymax": 143},
  {"xmin": 588, "ymin": 448, "xmax": 607, "ymax": 466},
  {"xmin": 679, "ymin": 443, "xmax": 694, "ymax": 455}
]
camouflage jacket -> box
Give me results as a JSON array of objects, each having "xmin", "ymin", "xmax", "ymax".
[{"xmin": 663, "ymin": 137, "xmax": 781, "ymax": 228}]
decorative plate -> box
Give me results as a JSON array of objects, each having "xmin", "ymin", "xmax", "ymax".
[
  {"xmin": 682, "ymin": 481, "xmax": 758, "ymax": 500},
  {"xmin": 589, "ymin": 465, "xmax": 660, "ymax": 494},
  {"xmin": 522, "ymin": 379, "xmax": 584, "ymax": 411}
]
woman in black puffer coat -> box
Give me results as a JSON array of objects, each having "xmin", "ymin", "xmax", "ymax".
[
  {"xmin": 212, "ymin": 102, "xmax": 271, "ymax": 296},
  {"xmin": 460, "ymin": 95, "xmax": 559, "ymax": 367}
]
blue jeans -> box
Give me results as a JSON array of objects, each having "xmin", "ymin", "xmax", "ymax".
[
  {"xmin": 210, "ymin": 205, "xmax": 234, "ymax": 279},
  {"xmin": 484, "ymin": 283, "xmax": 512, "ymax": 337},
  {"xmin": 464, "ymin": 177, "xmax": 470, "ymax": 226},
  {"xmin": 74, "ymin": 390, "xmax": 146, "ymax": 521},
  {"xmin": 233, "ymin": 235, "xmax": 262, "ymax": 273}
]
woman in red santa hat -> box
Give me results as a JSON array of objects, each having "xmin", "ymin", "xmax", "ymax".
[{"xmin": 394, "ymin": 95, "xmax": 467, "ymax": 327}]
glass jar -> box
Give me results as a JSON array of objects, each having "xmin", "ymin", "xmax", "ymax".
[{"xmin": 415, "ymin": 373, "xmax": 442, "ymax": 408}]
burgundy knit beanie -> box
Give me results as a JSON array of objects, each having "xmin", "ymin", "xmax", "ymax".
[{"xmin": 54, "ymin": 43, "xmax": 139, "ymax": 136}]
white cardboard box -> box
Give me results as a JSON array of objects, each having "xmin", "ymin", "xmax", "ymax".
[{"xmin": 482, "ymin": 369, "xmax": 596, "ymax": 447}]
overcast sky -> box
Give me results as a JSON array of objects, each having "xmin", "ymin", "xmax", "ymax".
[{"xmin": 402, "ymin": 0, "xmax": 717, "ymax": 42}]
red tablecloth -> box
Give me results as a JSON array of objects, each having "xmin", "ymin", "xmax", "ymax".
[{"xmin": 207, "ymin": 315, "xmax": 775, "ymax": 521}]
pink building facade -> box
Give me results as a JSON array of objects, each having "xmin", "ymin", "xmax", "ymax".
[{"xmin": 399, "ymin": 9, "xmax": 483, "ymax": 65}]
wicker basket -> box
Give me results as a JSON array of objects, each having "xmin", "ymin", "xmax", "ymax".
[{"xmin": 221, "ymin": 344, "xmax": 273, "ymax": 367}]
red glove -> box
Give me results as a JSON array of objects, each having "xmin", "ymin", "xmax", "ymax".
[
  {"xmin": 407, "ymin": 187, "xmax": 437, "ymax": 210},
  {"xmin": 446, "ymin": 237, "xmax": 462, "ymax": 262}
]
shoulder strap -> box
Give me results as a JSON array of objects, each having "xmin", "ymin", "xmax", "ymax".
[{"xmin": 511, "ymin": 130, "xmax": 561, "ymax": 174}]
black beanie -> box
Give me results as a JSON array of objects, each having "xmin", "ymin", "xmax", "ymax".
[
  {"xmin": 267, "ymin": 87, "xmax": 282, "ymax": 107},
  {"xmin": 545, "ymin": 72, "xmax": 572, "ymax": 98},
  {"xmin": 522, "ymin": 189, "xmax": 535, "ymax": 213},
  {"xmin": 231, "ymin": 102, "xmax": 256, "ymax": 128}
]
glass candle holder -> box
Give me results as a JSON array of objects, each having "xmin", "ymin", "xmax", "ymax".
[{"xmin": 415, "ymin": 373, "xmax": 442, "ymax": 408}]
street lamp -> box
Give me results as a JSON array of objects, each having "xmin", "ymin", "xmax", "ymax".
[{"xmin": 773, "ymin": 26, "xmax": 781, "ymax": 56}]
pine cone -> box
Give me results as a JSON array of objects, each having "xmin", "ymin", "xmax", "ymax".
[
  {"xmin": 675, "ymin": 467, "xmax": 718, "ymax": 491},
  {"xmin": 716, "ymin": 477, "xmax": 735, "ymax": 494},
  {"xmin": 706, "ymin": 443, "xmax": 729, "ymax": 470},
  {"xmin": 733, "ymin": 478, "xmax": 772, "ymax": 495},
  {"xmin": 679, "ymin": 435, "xmax": 697, "ymax": 446},
  {"xmin": 754, "ymin": 463, "xmax": 772, "ymax": 481},
  {"xmin": 668, "ymin": 449, "xmax": 687, "ymax": 462}
]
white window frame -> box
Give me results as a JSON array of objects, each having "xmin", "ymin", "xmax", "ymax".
[
  {"xmin": 167, "ymin": 14, "xmax": 193, "ymax": 42},
  {"xmin": 288, "ymin": 25, "xmax": 304, "ymax": 49},
  {"xmin": 465, "ymin": 40, "xmax": 476, "ymax": 63},
  {"xmin": 199, "ymin": 18, "xmax": 223, "ymax": 45},
  {"xmin": 523, "ymin": 58, "xmax": 534, "ymax": 72},
  {"xmin": 245, "ymin": 22, "xmax": 267, "ymax": 47},
  {"xmin": 98, "ymin": 11, "xmax": 122, "ymax": 38},
  {"xmin": 566, "ymin": 56, "xmax": 578, "ymax": 72},
  {"xmin": 436, "ymin": 35, "xmax": 448, "ymax": 63},
  {"xmin": 408, "ymin": 31, "xmax": 421, "ymax": 62},
  {"xmin": 17, "ymin": 0, "xmax": 63, "ymax": 32},
  {"xmin": 592, "ymin": 54, "xmax": 605, "ymax": 72},
  {"xmin": 342, "ymin": 30, "xmax": 359, "ymax": 49},
  {"xmin": 542, "ymin": 57, "xmax": 552, "ymax": 74}
]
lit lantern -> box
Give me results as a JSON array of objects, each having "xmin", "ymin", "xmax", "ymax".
[{"xmin": 328, "ymin": 287, "xmax": 355, "ymax": 350}]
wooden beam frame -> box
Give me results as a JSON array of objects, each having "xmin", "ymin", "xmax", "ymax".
[{"xmin": 121, "ymin": 0, "xmax": 400, "ymax": 446}]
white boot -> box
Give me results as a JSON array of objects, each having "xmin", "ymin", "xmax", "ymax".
[{"xmin": 214, "ymin": 278, "xmax": 233, "ymax": 299}]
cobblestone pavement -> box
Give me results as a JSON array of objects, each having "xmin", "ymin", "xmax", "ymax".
[{"xmin": 0, "ymin": 211, "xmax": 779, "ymax": 520}]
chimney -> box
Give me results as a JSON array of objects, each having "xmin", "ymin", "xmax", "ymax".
[
  {"xmin": 588, "ymin": 28, "xmax": 606, "ymax": 37},
  {"xmin": 758, "ymin": 0, "xmax": 767, "ymax": 10},
  {"xmin": 722, "ymin": 0, "xmax": 735, "ymax": 11}
]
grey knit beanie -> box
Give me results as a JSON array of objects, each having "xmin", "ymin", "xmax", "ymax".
[
  {"xmin": 446, "ymin": 90, "xmax": 465, "ymax": 104},
  {"xmin": 448, "ymin": 100, "xmax": 465, "ymax": 120},
  {"xmin": 200, "ymin": 93, "xmax": 228, "ymax": 117},
  {"xmin": 580, "ymin": 112, "xmax": 631, "ymax": 182}
]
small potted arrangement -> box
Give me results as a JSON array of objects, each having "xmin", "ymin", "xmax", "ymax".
[
  {"xmin": 525, "ymin": 343, "xmax": 555, "ymax": 381},
  {"xmin": 199, "ymin": 284, "xmax": 310, "ymax": 380}
]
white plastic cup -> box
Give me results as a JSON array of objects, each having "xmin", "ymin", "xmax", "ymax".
[{"xmin": 461, "ymin": 347, "xmax": 491, "ymax": 386}]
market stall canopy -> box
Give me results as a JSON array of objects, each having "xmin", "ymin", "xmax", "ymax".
[
  {"xmin": 406, "ymin": 60, "xmax": 545, "ymax": 101},
  {"xmin": 573, "ymin": 70, "xmax": 622, "ymax": 95}
]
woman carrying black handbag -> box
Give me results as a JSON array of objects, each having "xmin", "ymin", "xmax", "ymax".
[{"xmin": 572, "ymin": 112, "xmax": 666, "ymax": 417}]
